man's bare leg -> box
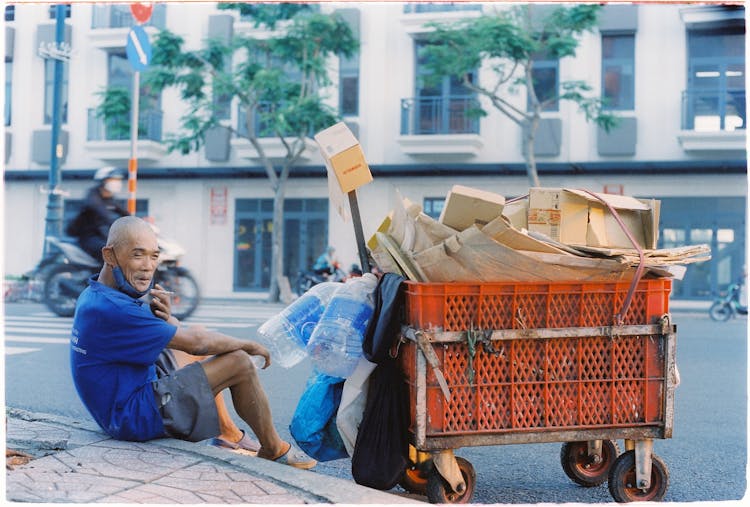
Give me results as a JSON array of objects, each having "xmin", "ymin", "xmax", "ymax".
[
  {"xmin": 169, "ymin": 349, "xmax": 250, "ymax": 446},
  {"xmin": 199, "ymin": 350, "xmax": 289, "ymax": 460}
]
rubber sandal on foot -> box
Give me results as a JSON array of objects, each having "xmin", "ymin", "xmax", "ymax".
[
  {"xmin": 209, "ymin": 430, "xmax": 260, "ymax": 456},
  {"xmin": 272, "ymin": 443, "xmax": 317, "ymax": 470}
]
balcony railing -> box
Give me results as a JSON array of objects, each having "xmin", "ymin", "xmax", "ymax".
[
  {"xmin": 400, "ymin": 96, "xmax": 481, "ymax": 135},
  {"xmin": 681, "ymin": 88, "xmax": 746, "ymax": 131},
  {"xmin": 91, "ymin": 3, "xmax": 167, "ymax": 29},
  {"xmin": 87, "ymin": 108, "xmax": 163, "ymax": 142},
  {"xmin": 403, "ymin": 3, "xmax": 483, "ymax": 14}
]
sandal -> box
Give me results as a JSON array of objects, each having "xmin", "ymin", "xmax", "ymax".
[
  {"xmin": 209, "ymin": 430, "xmax": 260, "ymax": 456},
  {"xmin": 271, "ymin": 442, "xmax": 317, "ymax": 470}
]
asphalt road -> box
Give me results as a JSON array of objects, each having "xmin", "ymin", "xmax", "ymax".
[{"xmin": 3, "ymin": 300, "xmax": 747, "ymax": 504}]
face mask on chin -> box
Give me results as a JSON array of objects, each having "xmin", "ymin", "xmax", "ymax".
[
  {"xmin": 111, "ymin": 251, "xmax": 154, "ymax": 299},
  {"xmin": 104, "ymin": 179, "xmax": 123, "ymax": 194}
]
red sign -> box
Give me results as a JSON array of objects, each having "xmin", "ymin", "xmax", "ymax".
[
  {"xmin": 210, "ymin": 187, "xmax": 228, "ymax": 226},
  {"xmin": 130, "ymin": 3, "xmax": 153, "ymax": 24}
]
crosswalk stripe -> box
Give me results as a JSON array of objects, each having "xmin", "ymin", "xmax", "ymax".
[
  {"xmin": 5, "ymin": 326, "xmax": 72, "ymax": 335},
  {"xmin": 5, "ymin": 336, "xmax": 69, "ymax": 344},
  {"xmin": 5, "ymin": 346, "xmax": 40, "ymax": 355}
]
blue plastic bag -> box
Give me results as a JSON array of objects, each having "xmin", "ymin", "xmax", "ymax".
[{"xmin": 289, "ymin": 370, "xmax": 349, "ymax": 461}]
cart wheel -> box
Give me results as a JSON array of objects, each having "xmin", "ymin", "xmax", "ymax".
[
  {"xmin": 608, "ymin": 450, "xmax": 669, "ymax": 502},
  {"xmin": 400, "ymin": 461, "xmax": 430, "ymax": 495},
  {"xmin": 426, "ymin": 456, "xmax": 476, "ymax": 504},
  {"xmin": 561, "ymin": 440, "xmax": 620, "ymax": 487}
]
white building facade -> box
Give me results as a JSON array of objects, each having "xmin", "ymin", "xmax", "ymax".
[{"xmin": 3, "ymin": 2, "xmax": 746, "ymax": 299}]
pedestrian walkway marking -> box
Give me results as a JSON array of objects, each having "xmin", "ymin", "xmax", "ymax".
[
  {"xmin": 4, "ymin": 335, "xmax": 69, "ymax": 345},
  {"xmin": 4, "ymin": 326, "xmax": 72, "ymax": 335},
  {"xmin": 5, "ymin": 346, "xmax": 40, "ymax": 355}
]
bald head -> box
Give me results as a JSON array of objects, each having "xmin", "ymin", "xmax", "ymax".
[{"xmin": 106, "ymin": 216, "xmax": 156, "ymax": 248}]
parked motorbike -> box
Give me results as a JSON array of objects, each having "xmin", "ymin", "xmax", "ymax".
[
  {"xmin": 294, "ymin": 261, "xmax": 349, "ymax": 296},
  {"xmin": 708, "ymin": 282, "xmax": 748, "ymax": 321},
  {"xmin": 40, "ymin": 234, "xmax": 201, "ymax": 319}
]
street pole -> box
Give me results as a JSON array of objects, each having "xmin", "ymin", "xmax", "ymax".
[
  {"xmin": 43, "ymin": 4, "xmax": 66, "ymax": 255},
  {"xmin": 128, "ymin": 70, "xmax": 139, "ymax": 215}
]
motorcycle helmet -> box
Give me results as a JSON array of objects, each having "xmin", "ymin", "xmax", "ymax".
[{"xmin": 94, "ymin": 166, "xmax": 125, "ymax": 181}]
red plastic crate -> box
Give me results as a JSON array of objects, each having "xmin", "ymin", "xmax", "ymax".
[
  {"xmin": 399, "ymin": 334, "xmax": 667, "ymax": 436},
  {"xmin": 403, "ymin": 279, "xmax": 671, "ymax": 330},
  {"xmin": 399, "ymin": 278, "xmax": 672, "ymax": 438}
]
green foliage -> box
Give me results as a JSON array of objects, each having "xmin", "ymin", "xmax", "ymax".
[
  {"xmin": 218, "ymin": 2, "xmax": 313, "ymax": 29},
  {"xmin": 420, "ymin": 4, "xmax": 615, "ymax": 185},
  {"xmin": 143, "ymin": 6, "xmax": 358, "ymax": 157},
  {"xmin": 95, "ymin": 87, "xmax": 132, "ymax": 140}
]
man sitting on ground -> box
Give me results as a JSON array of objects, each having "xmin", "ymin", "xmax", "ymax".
[{"xmin": 70, "ymin": 216, "xmax": 315, "ymax": 469}]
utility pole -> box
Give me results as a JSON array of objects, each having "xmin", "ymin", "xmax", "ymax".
[{"xmin": 42, "ymin": 4, "xmax": 67, "ymax": 256}]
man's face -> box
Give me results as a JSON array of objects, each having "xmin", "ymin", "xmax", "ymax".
[{"xmin": 110, "ymin": 230, "xmax": 160, "ymax": 292}]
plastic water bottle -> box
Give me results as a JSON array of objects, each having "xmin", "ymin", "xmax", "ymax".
[
  {"xmin": 306, "ymin": 273, "xmax": 378, "ymax": 378},
  {"xmin": 257, "ymin": 282, "xmax": 340, "ymax": 368}
]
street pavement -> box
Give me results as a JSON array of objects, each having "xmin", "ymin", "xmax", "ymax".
[{"xmin": 5, "ymin": 407, "xmax": 419, "ymax": 504}]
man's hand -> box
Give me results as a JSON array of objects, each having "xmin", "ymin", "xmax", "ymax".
[
  {"xmin": 243, "ymin": 342, "xmax": 271, "ymax": 369},
  {"xmin": 150, "ymin": 284, "xmax": 174, "ymax": 322}
]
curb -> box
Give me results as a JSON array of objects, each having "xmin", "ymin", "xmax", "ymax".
[{"xmin": 6, "ymin": 408, "xmax": 419, "ymax": 505}]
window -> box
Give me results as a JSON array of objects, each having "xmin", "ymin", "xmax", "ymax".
[
  {"xmin": 404, "ymin": 40, "xmax": 479, "ymax": 135},
  {"xmin": 103, "ymin": 52, "xmax": 162, "ymax": 140},
  {"xmin": 4, "ymin": 61, "xmax": 11, "ymax": 126},
  {"xmin": 44, "ymin": 58, "xmax": 69, "ymax": 125},
  {"xmin": 404, "ymin": 3, "xmax": 482, "ymax": 14},
  {"xmin": 213, "ymin": 57, "xmax": 232, "ymax": 120},
  {"xmin": 685, "ymin": 25, "xmax": 745, "ymax": 131},
  {"xmin": 5, "ymin": 5, "xmax": 14, "ymax": 21},
  {"xmin": 601, "ymin": 33, "xmax": 635, "ymax": 110},
  {"xmin": 423, "ymin": 198, "xmax": 445, "ymax": 220},
  {"xmin": 336, "ymin": 8, "xmax": 360, "ymax": 116},
  {"xmin": 49, "ymin": 4, "xmax": 71, "ymax": 19},
  {"xmin": 339, "ymin": 53, "xmax": 359, "ymax": 116},
  {"xmin": 530, "ymin": 52, "xmax": 558, "ymax": 111}
]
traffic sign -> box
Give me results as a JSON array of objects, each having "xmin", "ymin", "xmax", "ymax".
[
  {"xmin": 130, "ymin": 2, "xmax": 153, "ymax": 24},
  {"xmin": 125, "ymin": 25, "xmax": 152, "ymax": 72}
]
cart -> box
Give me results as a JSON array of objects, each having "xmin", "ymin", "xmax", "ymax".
[{"xmin": 396, "ymin": 278, "xmax": 678, "ymax": 503}]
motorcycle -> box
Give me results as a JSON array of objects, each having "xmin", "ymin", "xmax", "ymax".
[
  {"xmin": 40, "ymin": 234, "xmax": 201, "ymax": 319},
  {"xmin": 294, "ymin": 261, "xmax": 349, "ymax": 296},
  {"xmin": 708, "ymin": 282, "xmax": 748, "ymax": 321}
]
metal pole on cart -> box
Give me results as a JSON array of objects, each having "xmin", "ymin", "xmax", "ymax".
[{"xmin": 348, "ymin": 191, "xmax": 370, "ymax": 274}]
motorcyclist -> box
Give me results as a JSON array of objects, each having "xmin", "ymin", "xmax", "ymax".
[
  {"xmin": 66, "ymin": 167, "xmax": 128, "ymax": 263},
  {"xmin": 312, "ymin": 246, "xmax": 337, "ymax": 277}
]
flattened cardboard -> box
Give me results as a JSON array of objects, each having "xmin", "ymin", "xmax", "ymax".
[
  {"xmin": 439, "ymin": 185, "xmax": 505, "ymax": 231},
  {"xmin": 314, "ymin": 122, "xmax": 373, "ymax": 193}
]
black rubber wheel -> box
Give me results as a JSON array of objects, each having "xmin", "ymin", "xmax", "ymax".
[
  {"xmin": 709, "ymin": 302, "xmax": 733, "ymax": 321},
  {"xmin": 43, "ymin": 264, "xmax": 89, "ymax": 317},
  {"xmin": 157, "ymin": 268, "xmax": 201, "ymax": 320},
  {"xmin": 608, "ymin": 450, "xmax": 669, "ymax": 502},
  {"xmin": 400, "ymin": 461, "xmax": 430, "ymax": 495},
  {"xmin": 426, "ymin": 456, "xmax": 476, "ymax": 504},
  {"xmin": 561, "ymin": 440, "xmax": 620, "ymax": 487}
]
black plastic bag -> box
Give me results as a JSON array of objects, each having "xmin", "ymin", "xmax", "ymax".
[
  {"xmin": 351, "ymin": 273, "xmax": 409, "ymax": 490},
  {"xmin": 350, "ymin": 359, "xmax": 409, "ymax": 490}
]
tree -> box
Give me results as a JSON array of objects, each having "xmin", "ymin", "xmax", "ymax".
[
  {"xmin": 420, "ymin": 4, "xmax": 618, "ymax": 187},
  {"xmin": 144, "ymin": 4, "xmax": 357, "ymax": 302}
]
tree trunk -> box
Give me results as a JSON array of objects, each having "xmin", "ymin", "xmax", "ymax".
[
  {"xmin": 268, "ymin": 174, "xmax": 287, "ymax": 303},
  {"xmin": 523, "ymin": 117, "xmax": 541, "ymax": 188}
]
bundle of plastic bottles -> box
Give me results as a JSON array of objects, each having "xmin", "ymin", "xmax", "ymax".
[{"xmin": 257, "ymin": 273, "xmax": 378, "ymax": 377}]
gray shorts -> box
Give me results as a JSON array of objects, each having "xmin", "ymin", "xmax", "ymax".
[{"xmin": 153, "ymin": 349, "xmax": 220, "ymax": 442}]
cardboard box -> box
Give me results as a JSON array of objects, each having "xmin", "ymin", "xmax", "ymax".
[
  {"xmin": 439, "ymin": 185, "xmax": 505, "ymax": 231},
  {"xmin": 314, "ymin": 122, "xmax": 372, "ymax": 193},
  {"xmin": 527, "ymin": 188, "xmax": 659, "ymax": 250}
]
